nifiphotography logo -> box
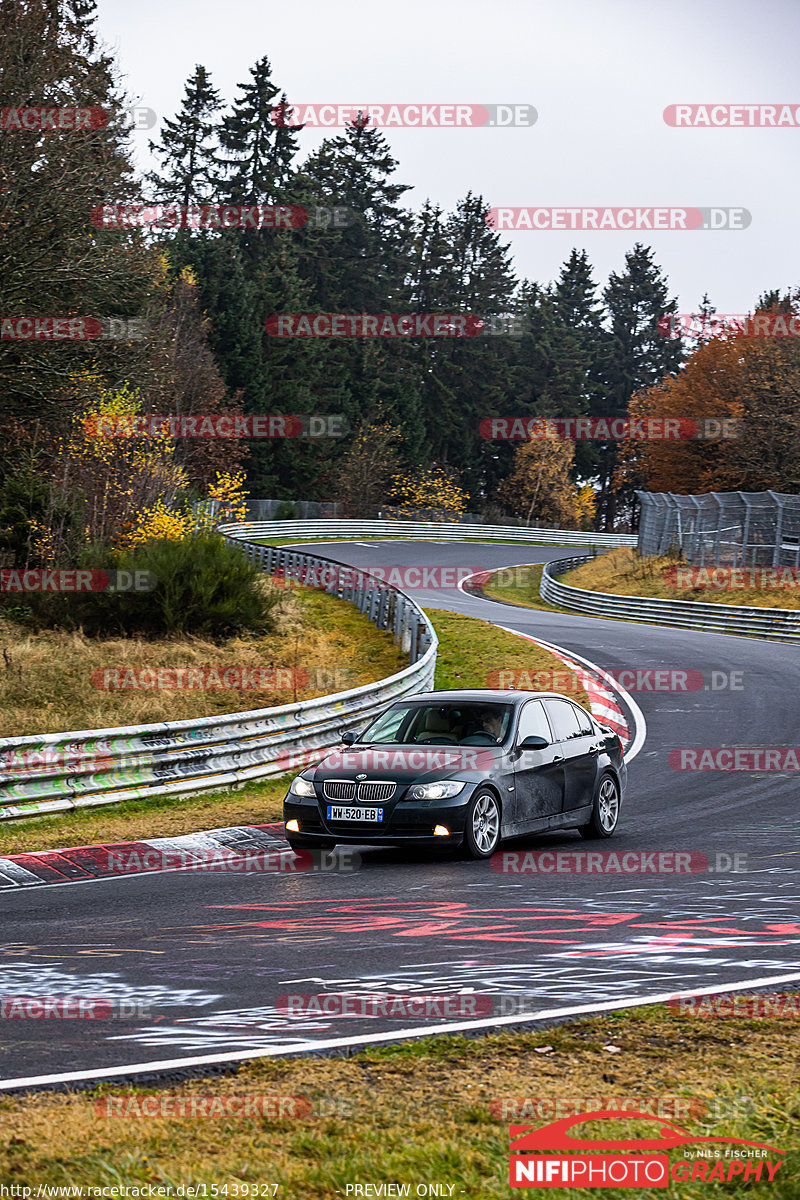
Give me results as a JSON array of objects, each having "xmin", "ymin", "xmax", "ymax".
[{"xmin": 508, "ymin": 1110, "xmax": 786, "ymax": 1188}]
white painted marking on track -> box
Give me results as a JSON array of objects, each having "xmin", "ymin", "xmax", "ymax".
[
  {"xmin": 456, "ymin": 564, "xmax": 647, "ymax": 760},
  {"xmin": 515, "ymin": 631, "xmax": 647, "ymax": 763},
  {"xmin": 3, "ymin": 971, "xmax": 800, "ymax": 1090}
]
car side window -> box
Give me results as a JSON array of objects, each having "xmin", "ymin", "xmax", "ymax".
[
  {"xmin": 544, "ymin": 699, "xmax": 584, "ymax": 740},
  {"xmin": 516, "ymin": 700, "xmax": 552, "ymax": 744},
  {"xmin": 573, "ymin": 704, "xmax": 594, "ymax": 735}
]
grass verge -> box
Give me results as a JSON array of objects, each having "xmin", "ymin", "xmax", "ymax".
[
  {"xmin": 0, "ymin": 588, "xmax": 405, "ymax": 737},
  {"xmin": 562, "ymin": 547, "xmax": 800, "ymax": 610},
  {"xmin": 424, "ymin": 608, "xmax": 588, "ymax": 709},
  {"xmin": 1, "ymin": 1005, "xmax": 797, "ymax": 1196},
  {"xmin": 481, "ymin": 563, "xmax": 564, "ymax": 613},
  {"xmin": 0, "ymin": 612, "xmax": 584, "ymax": 852}
]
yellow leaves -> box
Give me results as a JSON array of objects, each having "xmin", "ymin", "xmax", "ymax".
[
  {"xmin": 388, "ymin": 466, "xmax": 468, "ymax": 517},
  {"xmin": 498, "ymin": 436, "xmax": 590, "ymax": 527},
  {"xmin": 115, "ymin": 498, "xmax": 194, "ymax": 552},
  {"xmin": 205, "ymin": 471, "xmax": 249, "ymax": 522},
  {"xmin": 574, "ymin": 483, "xmax": 597, "ymax": 529}
]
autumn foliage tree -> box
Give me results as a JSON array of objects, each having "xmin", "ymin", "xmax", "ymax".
[
  {"xmin": 387, "ymin": 464, "xmax": 468, "ymax": 520},
  {"xmin": 615, "ymin": 311, "xmax": 800, "ymax": 495},
  {"xmin": 497, "ymin": 438, "xmax": 595, "ymax": 528}
]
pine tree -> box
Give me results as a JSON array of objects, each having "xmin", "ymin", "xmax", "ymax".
[
  {"xmin": 600, "ymin": 244, "xmax": 683, "ymax": 528},
  {"xmin": 147, "ymin": 65, "xmax": 222, "ymax": 205},
  {"xmin": 0, "ymin": 0, "xmax": 161, "ymax": 428},
  {"xmin": 219, "ymin": 60, "xmax": 300, "ymax": 204},
  {"xmin": 412, "ymin": 192, "xmax": 518, "ymax": 498}
]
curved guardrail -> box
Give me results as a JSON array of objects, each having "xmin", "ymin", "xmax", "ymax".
[
  {"xmin": 540, "ymin": 555, "xmax": 800, "ymax": 643},
  {"xmin": 0, "ymin": 537, "xmax": 438, "ymax": 822},
  {"xmin": 220, "ymin": 518, "xmax": 637, "ymax": 548}
]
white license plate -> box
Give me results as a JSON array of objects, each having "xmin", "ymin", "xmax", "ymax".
[{"xmin": 327, "ymin": 805, "xmax": 384, "ymax": 822}]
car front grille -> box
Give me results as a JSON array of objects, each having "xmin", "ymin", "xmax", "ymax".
[
  {"xmin": 323, "ymin": 780, "xmax": 356, "ymax": 801},
  {"xmin": 322, "ymin": 780, "xmax": 397, "ymax": 803},
  {"xmin": 357, "ymin": 781, "xmax": 396, "ymax": 802}
]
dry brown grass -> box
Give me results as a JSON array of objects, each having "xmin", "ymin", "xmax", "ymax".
[
  {"xmin": 0, "ymin": 1007, "xmax": 797, "ymax": 1195},
  {"xmin": 563, "ymin": 547, "xmax": 800, "ymax": 609},
  {"xmin": 0, "ymin": 587, "xmax": 406, "ymax": 736}
]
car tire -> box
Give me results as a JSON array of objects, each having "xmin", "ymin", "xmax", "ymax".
[
  {"xmin": 462, "ymin": 788, "xmax": 501, "ymax": 859},
  {"xmin": 578, "ymin": 773, "xmax": 620, "ymax": 839}
]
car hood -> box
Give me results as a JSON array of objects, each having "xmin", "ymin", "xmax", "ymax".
[{"xmin": 311, "ymin": 743, "xmax": 505, "ymax": 783}]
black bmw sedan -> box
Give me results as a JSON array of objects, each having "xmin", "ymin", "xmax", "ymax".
[{"xmin": 283, "ymin": 689, "xmax": 627, "ymax": 858}]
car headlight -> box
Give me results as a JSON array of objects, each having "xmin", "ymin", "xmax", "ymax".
[
  {"xmin": 289, "ymin": 776, "xmax": 316, "ymax": 797},
  {"xmin": 410, "ymin": 780, "xmax": 467, "ymax": 801}
]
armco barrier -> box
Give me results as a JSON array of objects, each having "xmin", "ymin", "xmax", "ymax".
[
  {"xmin": 217, "ymin": 518, "xmax": 637, "ymax": 548},
  {"xmin": 540, "ymin": 555, "xmax": 800, "ymax": 643},
  {"xmin": 0, "ymin": 538, "xmax": 437, "ymax": 822}
]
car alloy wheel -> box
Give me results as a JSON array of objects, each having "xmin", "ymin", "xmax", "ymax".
[
  {"xmin": 579, "ymin": 773, "xmax": 620, "ymax": 840},
  {"xmin": 465, "ymin": 788, "xmax": 501, "ymax": 858}
]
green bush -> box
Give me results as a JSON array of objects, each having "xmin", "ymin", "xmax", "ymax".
[
  {"xmin": 112, "ymin": 534, "xmax": 281, "ymax": 639},
  {"xmin": 0, "ymin": 535, "xmax": 281, "ymax": 642},
  {"xmin": 274, "ymin": 500, "xmax": 297, "ymax": 520}
]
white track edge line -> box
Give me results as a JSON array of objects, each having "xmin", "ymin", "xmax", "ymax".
[
  {"xmin": 511, "ymin": 631, "xmax": 647, "ymax": 764},
  {"xmin": 3, "ymin": 970, "xmax": 800, "ymax": 1091},
  {"xmin": 455, "ymin": 566, "xmax": 647, "ymax": 762}
]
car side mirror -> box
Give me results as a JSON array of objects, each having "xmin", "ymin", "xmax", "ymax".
[
  {"xmin": 517, "ymin": 735, "xmax": 550, "ymax": 751},
  {"xmin": 341, "ymin": 730, "xmax": 360, "ymax": 745}
]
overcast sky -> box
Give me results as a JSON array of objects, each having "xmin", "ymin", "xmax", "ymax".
[{"xmin": 97, "ymin": 0, "xmax": 799, "ymax": 314}]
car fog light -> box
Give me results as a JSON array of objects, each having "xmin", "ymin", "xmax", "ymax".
[
  {"xmin": 285, "ymin": 819, "xmax": 300, "ymax": 832},
  {"xmin": 433, "ymin": 825, "xmax": 450, "ymax": 837}
]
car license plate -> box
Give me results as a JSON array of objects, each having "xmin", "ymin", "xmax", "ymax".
[{"xmin": 327, "ymin": 805, "xmax": 384, "ymax": 822}]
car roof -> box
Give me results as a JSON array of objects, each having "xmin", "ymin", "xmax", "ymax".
[{"xmin": 400, "ymin": 689, "xmax": 578, "ymax": 706}]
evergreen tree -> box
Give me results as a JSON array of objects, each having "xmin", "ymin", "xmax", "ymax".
[
  {"xmin": 147, "ymin": 65, "xmax": 222, "ymax": 205},
  {"xmin": 412, "ymin": 193, "xmax": 518, "ymax": 498},
  {"xmin": 600, "ymin": 244, "xmax": 683, "ymax": 527},
  {"xmin": 0, "ymin": 0, "xmax": 160, "ymax": 428},
  {"xmin": 219, "ymin": 59, "xmax": 300, "ymax": 204}
]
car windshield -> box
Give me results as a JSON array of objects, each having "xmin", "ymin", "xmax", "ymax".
[{"xmin": 359, "ymin": 702, "xmax": 514, "ymax": 746}]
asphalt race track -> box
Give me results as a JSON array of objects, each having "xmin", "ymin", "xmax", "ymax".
[{"xmin": 2, "ymin": 539, "xmax": 800, "ymax": 1089}]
